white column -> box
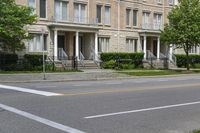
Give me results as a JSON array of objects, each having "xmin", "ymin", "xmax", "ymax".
[
  {"xmin": 94, "ymin": 32, "xmax": 98, "ymax": 60},
  {"xmin": 169, "ymin": 44, "xmax": 173, "ymax": 61},
  {"xmin": 54, "ymin": 30, "xmax": 58, "ymax": 60},
  {"xmin": 75, "ymin": 31, "xmax": 79, "ymax": 60},
  {"xmin": 157, "ymin": 36, "xmax": 160, "ymax": 59},
  {"xmin": 143, "ymin": 35, "xmax": 147, "ymax": 60}
]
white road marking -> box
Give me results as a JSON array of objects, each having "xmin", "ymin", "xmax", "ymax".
[
  {"xmin": 0, "ymin": 103, "xmax": 85, "ymax": 133},
  {"xmin": 0, "ymin": 84, "xmax": 62, "ymax": 96},
  {"xmin": 35, "ymin": 86, "xmax": 57, "ymax": 88},
  {"xmin": 84, "ymin": 100, "xmax": 200, "ymax": 119}
]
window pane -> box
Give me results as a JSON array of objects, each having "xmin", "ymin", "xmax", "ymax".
[
  {"xmin": 62, "ymin": 1, "xmax": 67, "ymax": 20},
  {"xmin": 28, "ymin": 0, "xmax": 35, "ymax": 8},
  {"xmin": 40, "ymin": 0, "xmax": 46, "ymax": 18},
  {"xmin": 97, "ymin": 5, "xmax": 102, "ymax": 23},
  {"xmin": 55, "ymin": 0, "xmax": 60, "ymax": 20},
  {"xmin": 133, "ymin": 10, "xmax": 137, "ymax": 26},
  {"xmin": 126, "ymin": 9, "xmax": 130, "ymax": 26},
  {"xmin": 105, "ymin": 6, "xmax": 110, "ymax": 25},
  {"xmin": 80, "ymin": 4, "xmax": 86, "ymax": 23},
  {"xmin": 74, "ymin": 4, "xmax": 79, "ymax": 22}
]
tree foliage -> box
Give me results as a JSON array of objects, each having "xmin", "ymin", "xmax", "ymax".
[
  {"xmin": 0, "ymin": 0, "xmax": 37, "ymax": 53},
  {"xmin": 160, "ymin": 0, "xmax": 200, "ymax": 70}
]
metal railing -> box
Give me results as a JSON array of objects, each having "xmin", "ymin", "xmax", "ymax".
[
  {"xmin": 146, "ymin": 50, "xmax": 157, "ymax": 60},
  {"xmin": 168, "ymin": 53, "xmax": 177, "ymax": 66},
  {"xmin": 52, "ymin": 16, "xmax": 98, "ymax": 26},
  {"xmin": 142, "ymin": 23, "xmax": 163, "ymax": 30},
  {"xmin": 58, "ymin": 48, "xmax": 68, "ymax": 66},
  {"xmin": 79, "ymin": 51, "xmax": 85, "ymax": 67}
]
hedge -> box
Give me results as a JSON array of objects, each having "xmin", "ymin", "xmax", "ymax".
[
  {"xmin": 176, "ymin": 54, "xmax": 200, "ymax": 68},
  {"xmin": 0, "ymin": 52, "xmax": 18, "ymax": 70},
  {"xmin": 24, "ymin": 54, "xmax": 47, "ymax": 70},
  {"xmin": 100, "ymin": 52, "xmax": 144, "ymax": 68}
]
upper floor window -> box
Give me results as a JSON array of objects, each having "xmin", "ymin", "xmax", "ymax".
[
  {"xmin": 55, "ymin": 0, "xmax": 68, "ymax": 21},
  {"xmin": 157, "ymin": 0, "xmax": 162, "ymax": 4},
  {"xmin": 40, "ymin": 0, "xmax": 46, "ymax": 18},
  {"xmin": 28, "ymin": 0, "xmax": 36, "ymax": 14},
  {"xmin": 154, "ymin": 13, "xmax": 162, "ymax": 29},
  {"xmin": 168, "ymin": 0, "xmax": 174, "ymax": 5},
  {"xmin": 126, "ymin": 9, "xmax": 131, "ymax": 26},
  {"xmin": 74, "ymin": 3, "xmax": 87, "ymax": 23},
  {"xmin": 97, "ymin": 5, "xmax": 102, "ymax": 23},
  {"xmin": 142, "ymin": 12, "xmax": 150, "ymax": 28},
  {"xmin": 133, "ymin": 10, "xmax": 138, "ymax": 27},
  {"xmin": 104, "ymin": 6, "xmax": 111, "ymax": 25}
]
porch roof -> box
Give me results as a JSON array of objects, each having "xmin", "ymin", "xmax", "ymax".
[
  {"xmin": 48, "ymin": 22, "xmax": 100, "ymax": 33},
  {"xmin": 139, "ymin": 30, "xmax": 161, "ymax": 37}
]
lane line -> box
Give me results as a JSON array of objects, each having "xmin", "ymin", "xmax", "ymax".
[
  {"xmin": 62, "ymin": 83, "xmax": 200, "ymax": 96},
  {"xmin": 0, "ymin": 103, "xmax": 85, "ymax": 133},
  {"xmin": 0, "ymin": 84, "xmax": 62, "ymax": 96},
  {"xmin": 85, "ymin": 100, "xmax": 200, "ymax": 119}
]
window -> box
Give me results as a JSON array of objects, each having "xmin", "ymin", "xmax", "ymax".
[
  {"xmin": 157, "ymin": 0, "xmax": 162, "ymax": 4},
  {"xmin": 133, "ymin": 10, "xmax": 138, "ymax": 26},
  {"xmin": 28, "ymin": 34, "xmax": 47, "ymax": 52},
  {"xmin": 126, "ymin": 9, "xmax": 131, "ymax": 26},
  {"xmin": 74, "ymin": 3, "xmax": 87, "ymax": 23},
  {"xmin": 154, "ymin": 13, "xmax": 162, "ymax": 29},
  {"xmin": 98, "ymin": 37, "xmax": 110, "ymax": 52},
  {"xmin": 104, "ymin": 6, "xmax": 111, "ymax": 25},
  {"xmin": 55, "ymin": 0, "xmax": 68, "ymax": 21},
  {"xmin": 40, "ymin": 0, "xmax": 46, "ymax": 18},
  {"xmin": 28, "ymin": 0, "xmax": 36, "ymax": 14},
  {"xmin": 142, "ymin": 12, "xmax": 150, "ymax": 29},
  {"xmin": 126, "ymin": 38, "xmax": 137, "ymax": 52},
  {"xmin": 97, "ymin": 5, "xmax": 102, "ymax": 23},
  {"xmin": 168, "ymin": 0, "xmax": 174, "ymax": 5},
  {"xmin": 189, "ymin": 46, "xmax": 198, "ymax": 54}
]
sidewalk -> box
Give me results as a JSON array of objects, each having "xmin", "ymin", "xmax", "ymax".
[{"xmin": 0, "ymin": 69, "xmax": 132, "ymax": 83}]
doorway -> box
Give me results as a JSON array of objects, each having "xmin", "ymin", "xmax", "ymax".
[{"xmin": 153, "ymin": 40, "xmax": 157, "ymax": 57}]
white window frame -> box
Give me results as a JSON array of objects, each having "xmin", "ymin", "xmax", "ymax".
[
  {"xmin": 126, "ymin": 38, "xmax": 137, "ymax": 52},
  {"xmin": 154, "ymin": 13, "xmax": 162, "ymax": 30},
  {"xmin": 133, "ymin": 10, "xmax": 138, "ymax": 27},
  {"xmin": 104, "ymin": 5, "xmax": 111, "ymax": 25},
  {"xmin": 28, "ymin": 0, "xmax": 36, "ymax": 14},
  {"xmin": 142, "ymin": 12, "xmax": 150, "ymax": 29},
  {"xmin": 74, "ymin": 3, "xmax": 87, "ymax": 23},
  {"xmin": 189, "ymin": 46, "xmax": 198, "ymax": 54},
  {"xmin": 28, "ymin": 34, "xmax": 47, "ymax": 52},
  {"xmin": 54, "ymin": 0, "xmax": 68, "ymax": 21},
  {"xmin": 96, "ymin": 4, "xmax": 102, "ymax": 24},
  {"xmin": 98, "ymin": 37, "xmax": 110, "ymax": 53},
  {"xmin": 126, "ymin": 8, "xmax": 131, "ymax": 27}
]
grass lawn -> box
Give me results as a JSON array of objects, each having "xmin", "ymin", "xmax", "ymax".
[
  {"xmin": 192, "ymin": 130, "xmax": 200, "ymax": 133},
  {"xmin": 117, "ymin": 69, "xmax": 200, "ymax": 76}
]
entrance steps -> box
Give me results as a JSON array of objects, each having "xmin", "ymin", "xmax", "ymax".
[
  {"xmin": 144, "ymin": 59, "xmax": 177, "ymax": 69},
  {"xmin": 55, "ymin": 60, "xmax": 99, "ymax": 69}
]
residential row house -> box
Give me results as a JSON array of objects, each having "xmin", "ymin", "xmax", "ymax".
[{"xmin": 15, "ymin": 0, "xmax": 195, "ymax": 68}]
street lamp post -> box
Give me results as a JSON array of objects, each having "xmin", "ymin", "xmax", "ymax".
[{"xmin": 42, "ymin": 29, "xmax": 46, "ymax": 80}]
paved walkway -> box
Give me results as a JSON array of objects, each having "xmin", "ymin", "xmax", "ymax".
[{"xmin": 0, "ymin": 69, "xmax": 132, "ymax": 83}]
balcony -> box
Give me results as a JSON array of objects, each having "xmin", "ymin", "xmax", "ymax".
[
  {"xmin": 141, "ymin": 23, "xmax": 163, "ymax": 31},
  {"xmin": 51, "ymin": 16, "xmax": 98, "ymax": 27}
]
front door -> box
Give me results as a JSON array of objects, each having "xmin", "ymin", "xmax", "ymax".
[
  {"xmin": 153, "ymin": 40, "xmax": 157, "ymax": 57},
  {"xmin": 58, "ymin": 35, "xmax": 65, "ymax": 49}
]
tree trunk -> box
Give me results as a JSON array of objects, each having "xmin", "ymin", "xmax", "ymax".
[{"xmin": 186, "ymin": 49, "xmax": 190, "ymax": 71}]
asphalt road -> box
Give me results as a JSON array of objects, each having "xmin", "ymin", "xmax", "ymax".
[{"xmin": 1, "ymin": 75, "xmax": 200, "ymax": 133}]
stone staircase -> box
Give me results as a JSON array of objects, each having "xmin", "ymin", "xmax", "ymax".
[
  {"xmin": 54, "ymin": 60, "xmax": 99, "ymax": 69},
  {"xmin": 144, "ymin": 59, "xmax": 177, "ymax": 69}
]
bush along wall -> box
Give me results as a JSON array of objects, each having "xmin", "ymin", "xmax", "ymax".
[
  {"xmin": 176, "ymin": 54, "xmax": 200, "ymax": 68},
  {"xmin": 0, "ymin": 52, "xmax": 18, "ymax": 70},
  {"xmin": 24, "ymin": 54, "xmax": 47, "ymax": 70},
  {"xmin": 100, "ymin": 52, "xmax": 144, "ymax": 69}
]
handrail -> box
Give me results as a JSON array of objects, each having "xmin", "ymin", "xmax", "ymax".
[
  {"xmin": 147, "ymin": 50, "xmax": 156, "ymax": 60},
  {"xmin": 58, "ymin": 48, "xmax": 68, "ymax": 66},
  {"xmin": 160, "ymin": 52, "xmax": 167, "ymax": 59},
  {"xmin": 168, "ymin": 53, "xmax": 177, "ymax": 66},
  {"xmin": 79, "ymin": 51, "xmax": 85, "ymax": 67}
]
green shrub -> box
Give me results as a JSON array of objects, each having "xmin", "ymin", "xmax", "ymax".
[
  {"xmin": 119, "ymin": 63, "xmax": 135, "ymax": 69},
  {"xmin": 24, "ymin": 54, "xmax": 47, "ymax": 70},
  {"xmin": 100, "ymin": 52, "xmax": 144, "ymax": 69},
  {"xmin": 102, "ymin": 60, "xmax": 116, "ymax": 69},
  {"xmin": 176, "ymin": 54, "xmax": 200, "ymax": 68}
]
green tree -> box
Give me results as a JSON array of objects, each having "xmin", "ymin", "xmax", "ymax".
[
  {"xmin": 160, "ymin": 0, "xmax": 200, "ymax": 70},
  {"xmin": 0, "ymin": 0, "xmax": 37, "ymax": 53}
]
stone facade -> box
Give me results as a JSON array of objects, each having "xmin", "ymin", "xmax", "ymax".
[{"xmin": 14, "ymin": 0, "xmax": 180, "ymax": 62}]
